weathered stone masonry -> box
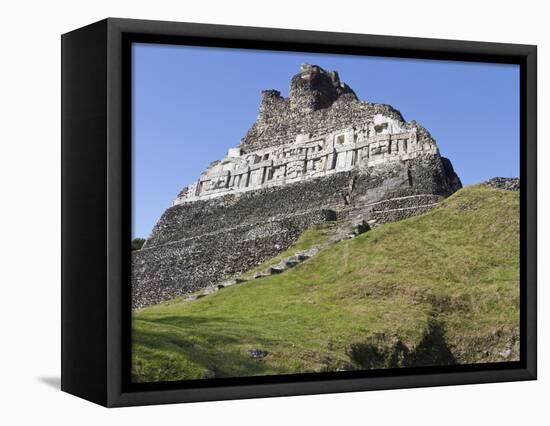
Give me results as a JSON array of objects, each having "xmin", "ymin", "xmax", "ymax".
[{"xmin": 132, "ymin": 64, "xmax": 462, "ymax": 309}]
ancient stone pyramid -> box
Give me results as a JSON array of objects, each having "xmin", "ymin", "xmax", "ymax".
[{"xmin": 132, "ymin": 64, "xmax": 462, "ymax": 309}]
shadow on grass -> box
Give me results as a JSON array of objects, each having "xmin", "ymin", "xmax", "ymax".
[
  {"xmin": 132, "ymin": 315, "xmax": 278, "ymax": 382},
  {"xmin": 347, "ymin": 320, "xmax": 456, "ymax": 370},
  {"xmin": 410, "ymin": 320, "xmax": 456, "ymax": 366}
]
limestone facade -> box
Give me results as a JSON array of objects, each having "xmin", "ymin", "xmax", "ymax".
[{"xmin": 174, "ymin": 116, "xmax": 438, "ymax": 205}]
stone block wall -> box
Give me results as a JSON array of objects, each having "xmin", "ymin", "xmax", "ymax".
[{"xmin": 145, "ymin": 171, "xmax": 351, "ymax": 247}]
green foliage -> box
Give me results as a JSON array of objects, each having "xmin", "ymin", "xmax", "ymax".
[
  {"xmin": 132, "ymin": 185, "xmax": 520, "ymax": 382},
  {"xmin": 132, "ymin": 238, "xmax": 146, "ymax": 251}
]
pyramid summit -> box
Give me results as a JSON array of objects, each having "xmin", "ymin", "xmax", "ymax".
[
  {"xmin": 240, "ymin": 63, "xmax": 398, "ymax": 153},
  {"xmin": 287, "ymin": 63, "xmax": 358, "ymax": 112},
  {"xmin": 132, "ymin": 64, "xmax": 462, "ymax": 308}
]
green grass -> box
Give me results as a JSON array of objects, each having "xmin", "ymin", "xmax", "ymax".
[{"xmin": 132, "ymin": 185, "xmax": 520, "ymax": 382}]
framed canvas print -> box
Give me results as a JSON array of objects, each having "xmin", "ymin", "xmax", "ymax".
[{"xmin": 61, "ymin": 18, "xmax": 537, "ymax": 407}]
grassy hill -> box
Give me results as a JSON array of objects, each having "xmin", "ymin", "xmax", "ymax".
[{"xmin": 132, "ymin": 184, "xmax": 520, "ymax": 383}]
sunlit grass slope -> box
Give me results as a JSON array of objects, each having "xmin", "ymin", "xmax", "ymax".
[{"xmin": 132, "ymin": 185, "xmax": 519, "ymax": 382}]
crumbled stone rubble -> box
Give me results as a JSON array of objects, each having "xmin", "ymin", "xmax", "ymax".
[{"xmin": 484, "ymin": 177, "xmax": 519, "ymax": 191}]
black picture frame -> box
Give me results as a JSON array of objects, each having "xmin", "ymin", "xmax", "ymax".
[{"xmin": 61, "ymin": 17, "xmax": 537, "ymax": 407}]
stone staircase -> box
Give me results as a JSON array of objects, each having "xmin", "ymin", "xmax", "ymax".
[
  {"xmin": 183, "ymin": 222, "xmax": 371, "ymax": 302},
  {"xmin": 182, "ymin": 194, "xmax": 442, "ymax": 303},
  {"xmin": 184, "ymin": 247, "xmax": 322, "ymax": 301}
]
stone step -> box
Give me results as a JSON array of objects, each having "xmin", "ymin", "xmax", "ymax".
[
  {"xmin": 268, "ymin": 265, "xmax": 286, "ymax": 274},
  {"xmin": 284, "ymin": 258, "xmax": 301, "ymax": 268}
]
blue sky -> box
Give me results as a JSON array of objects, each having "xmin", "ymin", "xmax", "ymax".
[{"xmin": 132, "ymin": 43, "xmax": 519, "ymax": 238}]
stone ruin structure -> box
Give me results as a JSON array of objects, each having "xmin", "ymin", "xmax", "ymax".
[
  {"xmin": 484, "ymin": 177, "xmax": 520, "ymax": 192},
  {"xmin": 132, "ymin": 64, "xmax": 462, "ymax": 309}
]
